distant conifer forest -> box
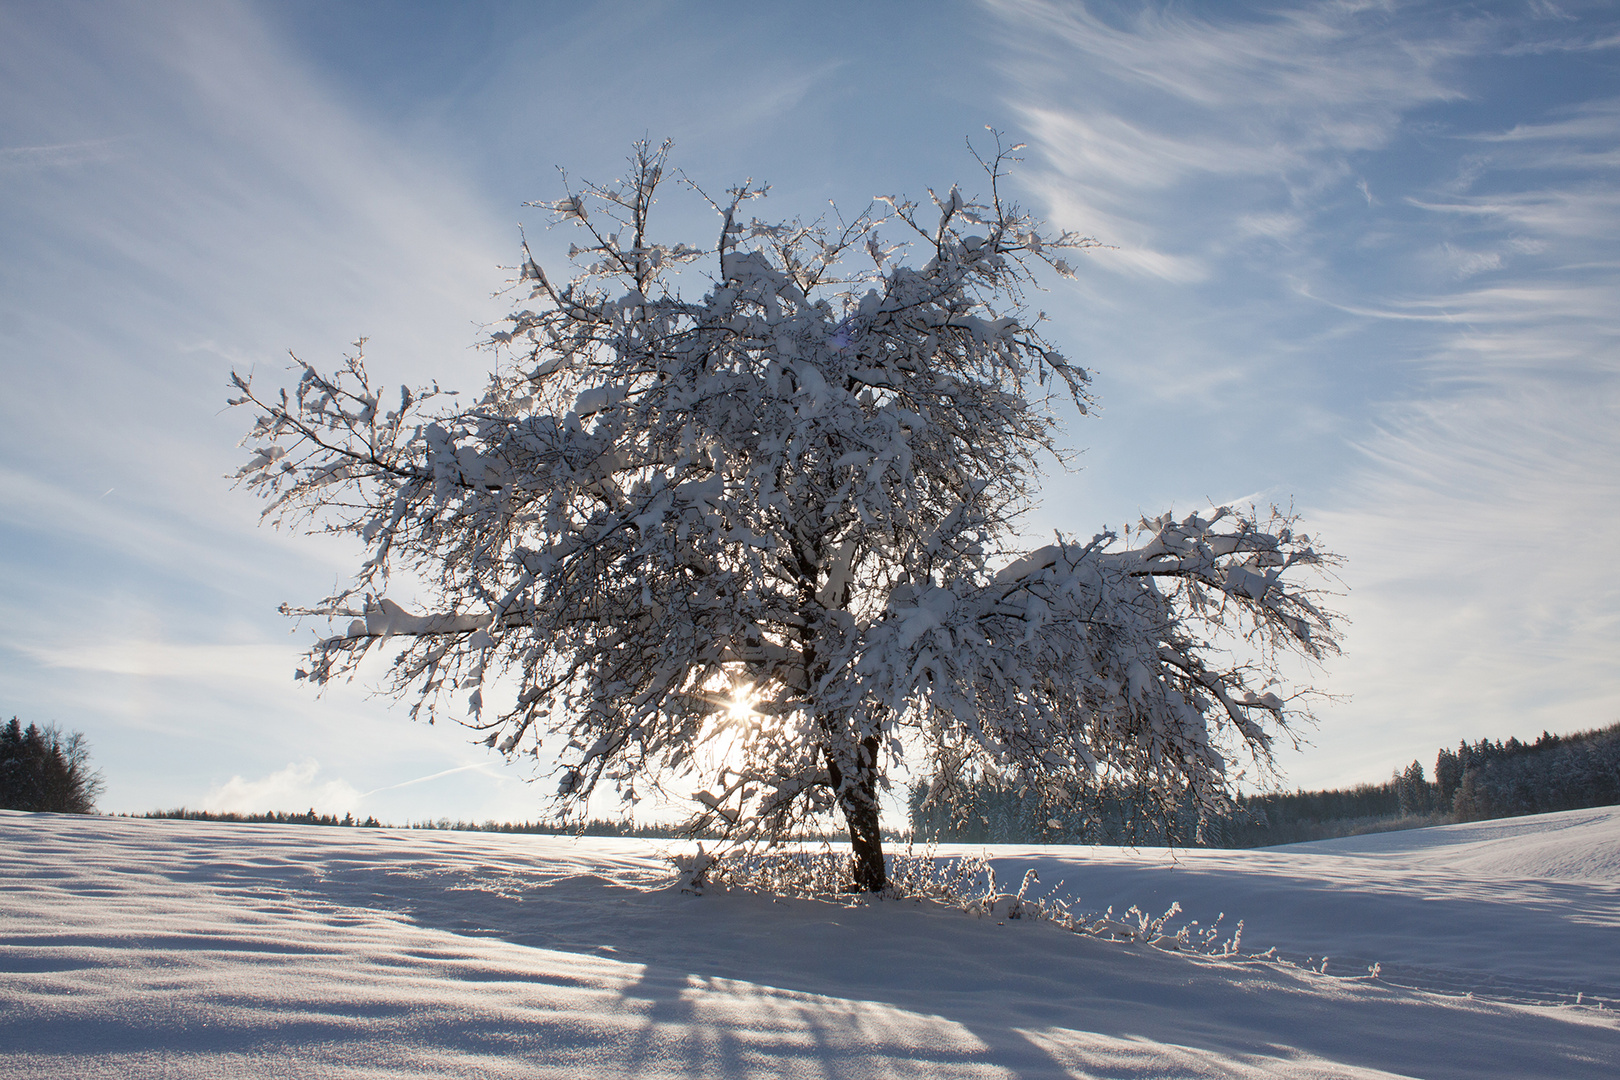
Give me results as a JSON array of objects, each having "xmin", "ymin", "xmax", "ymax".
[
  {"xmin": 131, "ymin": 808, "xmax": 710, "ymax": 837},
  {"xmin": 909, "ymin": 721, "xmax": 1620, "ymax": 847},
  {"xmin": 128, "ymin": 807, "xmax": 909, "ymax": 842},
  {"xmin": 117, "ymin": 721, "xmax": 1620, "ymax": 849}
]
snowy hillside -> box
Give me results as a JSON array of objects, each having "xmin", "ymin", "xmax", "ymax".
[{"xmin": 2, "ymin": 807, "xmax": 1616, "ymax": 1079}]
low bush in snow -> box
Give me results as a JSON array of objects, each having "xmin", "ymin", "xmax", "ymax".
[{"xmin": 673, "ymin": 843, "xmax": 1245, "ymax": 957}]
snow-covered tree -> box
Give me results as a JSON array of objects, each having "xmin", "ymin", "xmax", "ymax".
[{"xmin": 232, "ymin": 139, "xmax": 1339, "ymax": 890}]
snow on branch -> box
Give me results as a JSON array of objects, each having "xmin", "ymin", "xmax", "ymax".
[{"xmin": 230, "ymin": 137, "xmax": 1338, "ymax": 887}]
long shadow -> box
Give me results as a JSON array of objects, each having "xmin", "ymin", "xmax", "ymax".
[
  {"xmin": 6, "ymin": 816, "xmax": 1618, "ymax": 1079},
  {"xmin": 287, "ymin": 839, "xmax": 1620, "ymax": 1080},
  {"xmin": 980, "ymin": 848, "xmax": 1620, "ymax": 1006}
]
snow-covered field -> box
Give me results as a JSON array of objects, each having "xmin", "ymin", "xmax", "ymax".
[{"xmin": 2, "ymin": 807, "xmax": 1617, "ymax": 1078}]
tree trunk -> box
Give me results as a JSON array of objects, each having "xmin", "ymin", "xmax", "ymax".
[{"xmin": 826, "ymin": 734, "xmax": 886, "ymax": 891}]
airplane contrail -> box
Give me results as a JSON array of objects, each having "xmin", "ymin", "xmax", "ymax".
[{"xmin": 358, "ymin": 761, "xmax": 501, "ymax": 799}]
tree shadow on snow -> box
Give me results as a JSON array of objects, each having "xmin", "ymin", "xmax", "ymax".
[
  {"xmin": 295, "ymin": 845, "xmax": 1620, "ymax": 1080},
  {"xmin": 10, "ymin": 819, "xmax": 1615, "ymax": 1080}
]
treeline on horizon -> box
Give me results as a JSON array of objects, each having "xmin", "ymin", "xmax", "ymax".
[
  {"xmin": 133, "ymin": 808, "xmax": 707, "ymax": 837},
  {"xmin": 910, "ymin": 720, "xmax": 1620, "ymax": 848},
  {"xmin": 99, "ymin": 720, "xmax": 1620, "ymax": 847},
  {"xmin": 131, "ymin": 807, "xmax": 908, "ymax": 842}
]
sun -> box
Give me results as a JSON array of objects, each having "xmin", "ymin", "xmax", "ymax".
[
  {"xmin": 723, "ymin": 682, "xmax": 762, "ymax": 723},
  {"xmin": 693, "ymin": 677, "xmax": 770, "ymax": 781}
]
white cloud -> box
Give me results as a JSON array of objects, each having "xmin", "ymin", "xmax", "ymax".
[
  {"xmin": 6, "ymin": 0, "xmax": 1616, "ymax": 811},
  {"xmin": 988, "ymin": 0, "xmax": 1468, "ymax": 116},
  {"xmin": 1434, "ymin": 244, "xmax": 1504, "ymax": 279},
  {"xmin": 1235, "ymin": 212, "xmax": 1307, "ymax": 242},
  {"xmin": 983, "ymin": 1, "xmax": 1620, "ymax": 789},
  {"xmin": 201, "ymin": 759, "xmax": 361, "ymax": 814},
  {"xmin": 1468, "ymin": 98, "xmax": 1620, "ymax": 144},
  {"xmin": 0, "ymin": 137, "xmax": 130, "ymax": 172},
  {"xmin": 0, "ymin": 1, "xmax": 512, "ymax": 769},
  {"xmin": 1026, "ymin": 175, "xmax": 1209, "ymax": 282},
  {"xmin": 0, "ymin": 465, "xmax": 346, "ymax": 597},
  {"xmin": 989, "ymin": 0, "xmax": 1470, "ymax": 167},
  {"xmin": 9, "ymin": 637, "xmax": 293, "ymax": 686},
  {"xmin": 1309, "ymin": 382, "xmax": 1620, "ymax": 779},
  {"xmin": 1503, "ymin": 29, "xmax": 1620, "ymax": 55},
  {"xmin": 359, "ymin": 761, "xmax": 504, "ymax": 799},
  {"xmin": 1017, "ymin": 105, "xmax": 1294, "ymax": 191},
  {"xmin": 1419, "ymin": 191, "xmax": 1620, "ymax": 242},
  {"xmin": 716, "ymin": 59, "xmax": 847, "ymax": 131},
  {"xmin": 980, "ymin": 1, "xmax": 1485, "ymax": 292}
]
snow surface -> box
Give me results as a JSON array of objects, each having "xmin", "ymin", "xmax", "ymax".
[{"xmin": 2, "ymin": 807, "xmax": 1617, "ymax": 1079}]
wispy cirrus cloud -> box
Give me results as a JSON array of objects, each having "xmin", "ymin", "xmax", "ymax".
[
  {"xmin": 1467, "ymin": 98, "xmax": 1620, "ymax": 145},
  {"xmin": 1302, "ymin": 62, "xmax": 1620, "ymax": 775},
  {"xmin": 1410, "ymin": 189, "xmax": 1620, "ymax": 240},
  {"xmin": 983, "ymin": 1, "xmax": 1620, "ymax": 786},
  {"xmin": 5, "ymin": 0, "xmax": 1614, "ymax": 810},
  {"xmin": 9, "ymin": 637, "xmax": 293, "ymax": 686},
  {"xmin": 989, "ymin": 0, "xmax": 1468, "ymax": 115},
  {"xmin": 0, "ymin": 137, "xmax": 130, "ymax": 173},
  {"xmin": 985, "ymin": 0, "xmax": 1477, "ymax": 277},
  {"xmin": 0, "ymin": 1, "xmax": 516, "ymax": 813},
  {"xmin": 1313, "ymin": 382, "xmax": 1620, "ymax": 776}
]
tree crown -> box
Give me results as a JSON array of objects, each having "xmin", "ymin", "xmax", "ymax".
[{"xmin": 231, "ymin": 139, "xmax": 1339, "ymax": 865}]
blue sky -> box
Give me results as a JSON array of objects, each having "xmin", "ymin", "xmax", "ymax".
[{"xmin": 2, "ymin": 0, "xmax": 1616, "ymax": 822}]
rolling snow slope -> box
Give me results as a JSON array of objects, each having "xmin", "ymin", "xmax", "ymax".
[{"xmin": 1, "ymin": 807, "xmax": 1616, "ymax": 1078}]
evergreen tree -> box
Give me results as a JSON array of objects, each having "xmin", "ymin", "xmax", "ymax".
[
  {"xmin": 1435, "ymin": 745, "xmax": 1463, "ymax": 808},
  {"xmin": 1395, "ymin": 760, "xmax": 1432, "ymax": 815},
  {"xmin": 0, "ymin": 717, "xmax": 104, "ymax": 814}
]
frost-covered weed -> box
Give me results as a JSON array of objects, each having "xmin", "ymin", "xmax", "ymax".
[{"xmin": 672, "ymin": 844, "xmax": 1247, "ymax": 957}]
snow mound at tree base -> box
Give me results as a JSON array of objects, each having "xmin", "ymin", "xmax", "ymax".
[{"xmin": 2, "ymin": 809, "xmax": 1616, "ymax": 1079}]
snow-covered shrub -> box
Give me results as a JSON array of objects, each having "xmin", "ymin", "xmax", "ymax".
[
  {"xmin": 673, "ymin": 843, "xmax": 1247, "ymax": 957},
  {"xmin": 675, "ymin": 840, "xmax": 992, "ymax": 902}
]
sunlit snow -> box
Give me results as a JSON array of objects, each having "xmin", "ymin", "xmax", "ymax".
[{"xmin": 3, "ymin": 807, "xmax": 1616, "ymax": 1078}]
